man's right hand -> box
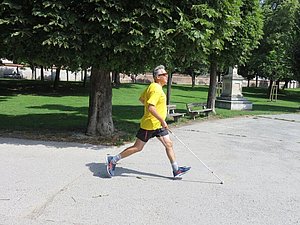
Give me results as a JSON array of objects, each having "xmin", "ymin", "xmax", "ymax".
[{"xmin": 161, "ymin": 120, "xmax": 169, "ymax": 130}]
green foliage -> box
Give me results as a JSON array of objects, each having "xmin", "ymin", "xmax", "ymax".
[
  {"xmin": 0, "ymin": 0, "xmax": 263, "ymax": 73},
  {"xmin": 291, "ymin": 1, "xmax": 300, "ymax": 81},
  {"xmin": 250, "ymin": 0, "xmax": 300, "ymax": 82},
  {"xmin": 0, "ymin": 0, "xmax": 280, "ymax": 136},
  {"xmin": 207, "ymin": 0, "xmax": 264, "ymax": 66}
]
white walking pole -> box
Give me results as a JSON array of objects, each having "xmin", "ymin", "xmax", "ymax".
[{"xmin": 169, "ymin": 129, "xmax": 224, "ymax": 184}]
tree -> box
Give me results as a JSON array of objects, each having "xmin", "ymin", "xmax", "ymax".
[
  {"xmin": 205, "ymin": 0, "xmax": 264, "ymax": 111},
  {"xmin": 250, "ymin": 0, "xmax": 299, "ymax": 93},
  {"xmin": 2, "ymin": 1, "xmax": 220, "ymax": 135},
  {"xmin": 0, "ymin": 0, "xmax": 264, "ymax": 136},
  {"xmin": 291, "ymin": 1, "xmax": 300, "ymax": 82},
  {"xmin": 239, "ymin": 65, "xmax": 257, "ymax": 87}
]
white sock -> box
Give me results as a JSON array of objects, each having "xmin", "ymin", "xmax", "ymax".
[
  {"xmin": 171, "ymin": 162, "xmax": 179, "ymax": 172},
  {"xmin": 112, "ymin": 154, "xmax": 121, "ymax": 164}
]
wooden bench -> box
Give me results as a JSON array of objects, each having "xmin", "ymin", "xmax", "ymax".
[
  {"xmin": 167, "ymin": 104, "xmax": 186, "ymax": 122},
  {"xmin": 186, "ymin": 102, "xmax": 212, "ymax": 120}
]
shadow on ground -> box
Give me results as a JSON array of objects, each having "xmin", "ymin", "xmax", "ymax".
[
  {"xmin": 86, "ymin": 162, "xmax": 172, "ymax": 180},
  {"xmin": 86, "ymin": 162, "xmax": 221, "ymax": 184}
]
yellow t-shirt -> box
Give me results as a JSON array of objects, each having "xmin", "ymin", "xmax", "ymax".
[{"xmin": 140, "ymin": 82, "xmax": 167, "ymax": 130}]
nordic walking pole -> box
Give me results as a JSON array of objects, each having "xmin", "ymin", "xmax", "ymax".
[{"xmin": 169, "ymin": 129, "xmax": 224, "ymax": 184}]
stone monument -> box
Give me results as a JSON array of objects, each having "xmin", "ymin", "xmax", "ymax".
[{"xmin": 215, "ymin": 66, "xmax": 252, "ymax": 110}]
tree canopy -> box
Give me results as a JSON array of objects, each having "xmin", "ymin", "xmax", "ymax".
[
  {"xmin": 0, "ymin": 0, "xmax": 264, "ymax": 136},
  {"xmin": 246, "ymin": 0, "xmax": 300, "ymax": 84}
]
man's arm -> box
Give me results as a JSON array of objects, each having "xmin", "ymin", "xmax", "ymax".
[{"xmin": 148, "ymin": 104, "xmax": 168, "ymax": 129}]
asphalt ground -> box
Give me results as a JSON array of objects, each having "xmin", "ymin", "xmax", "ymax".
[{"xmin": 0, "ymin": 114, "xmax": 299, "ymax": 225}]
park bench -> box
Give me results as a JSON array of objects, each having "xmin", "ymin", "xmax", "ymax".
[
  {"xmin": 186, "ymin": 102, "xmax": 212, "ymax": 120},
  {"xmin": 167, "ymin": 104, "xmax": 186, "ymax": 122}
]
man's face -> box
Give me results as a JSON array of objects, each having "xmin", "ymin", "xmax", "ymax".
[{"xmin": 157, "ymin": 69, "xmax": 168, "ymax": 85}]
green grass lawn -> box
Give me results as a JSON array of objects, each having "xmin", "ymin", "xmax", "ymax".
[
  {"xmin": 0, "ymin": 79, "xmax": 299, "ymax": 143},
  {"xmin": 0, "ymin": 79, "xmax": 89, "ymax": 131}
]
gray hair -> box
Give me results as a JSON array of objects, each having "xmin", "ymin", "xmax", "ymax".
[{"xmin": 153, "ymin": 65, "xmax": 165, "ymax": 78}]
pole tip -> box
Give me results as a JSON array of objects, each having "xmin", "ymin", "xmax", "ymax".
[{"xmin": 220, "ymin": 181, "xmax": 223, "ymax": 184}]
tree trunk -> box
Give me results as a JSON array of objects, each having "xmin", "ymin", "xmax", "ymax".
[
  {"xmin": 31, "ymin": 65, "xmax": 35, "ymax": 80},
  {"xmin": 166, "ymin": 72, "xmax": 173, "ymax": 105},
  {"xmin": 83, "ymin": 69, "xmax": 87, "ymax": 87},
  {"xmin": 130, "ymin": 74, "xmax": 136, "ymax": 83},
  {"xmin": 255, "ymin": 75, "xmax": 258, "ymax": 87},
  {"xmin": 191, "ymin": 72, "xmax": 195, "ymax": 88},
  {"xmin": 217, "ymin": 71, "xmax": 221, "ymax": 82},
  {"xmin": 40, "ymin": 66, "xmax": 44, "ymax": 81},
  {"xmin": 53, "ymin": 66, "xmax": 61, "ymax": 90},
  {"xmin": 267, "ymin": 79, "xmax": 274, "ymax": 98},
  {"xmin": 86, "ymin": 67, "xmax": 114, "ymax": 136},
  {"xmin": 51, "ymin": 68, "xmax": 54, "ymax": 80},
  {"xmin": 67, "ymin": 70, "xmax": 69, "ymax": 81},
  {"xmin": 282, "ymin": 80, "xmax": 289, "ymax": 90},
  {"xmin": 207, "ymin": 60, "xmax": 218, "ymax": 113},
  {"xmin": 112, "ymin": 71, "xmax": 121, "ymax": 87}
]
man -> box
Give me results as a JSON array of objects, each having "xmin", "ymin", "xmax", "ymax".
[{"xmin": 106, "ymin": 65, "xmax": 191, "ymax": 179}]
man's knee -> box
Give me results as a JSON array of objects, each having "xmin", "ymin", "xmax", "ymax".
[
  {"xmin": 164, "ymin": 140, "xmax": 173, "ymax": 149},
  {"xmin": 135, "ymin": 146, "xmax": 143, "ymax": 152},
  {"xmin": 133, "ymin": 142, "xmax": 144, "ymax": 152}
]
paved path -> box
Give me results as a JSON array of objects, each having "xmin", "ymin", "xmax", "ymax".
[{"xmin": 0, "ymin": 114, "xmax": 299, "ymax": 225}]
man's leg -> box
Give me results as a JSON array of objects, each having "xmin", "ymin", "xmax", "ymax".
[
  {"xmin": 106, "ymin": 138, "xmax": 146, "ymax": 176},
  {"xmin": 157, "ymin": 134, "xmax": 191, "ymax": 178},
  {"xmin": 157, "ymin": 134, "xmax": 176, "ymax": 163},
  {"xmin": 119, "ymin": 138, "xmax": 146, "ymax": 159},
  {"xmin": 157, "ymin": 135, "xmax": 179, "ymax": 173}
]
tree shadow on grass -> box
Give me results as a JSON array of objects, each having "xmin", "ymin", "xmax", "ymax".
[
  {"xmin": 0, "ymin": 112, "xmax": 140, "ymax": 146},
  {"xmin": 27, "ymin": 104, "xmax": 144, "ymax": 122},
  {"xmin": 112, "ymin": 105, "xmax": 143, "ymax": 121},
  {"xmin": 0, "ymin": 79, "xmax": 90, "ymax": 97},
  {"xmin": 0, "ymin": 96, "xmax": 11, "ymax": 102},
  {"xmin": 243, "ymin": 87, "xmax": 300, "ymax": 102},
  {"xmin": 0, "ymin": 113, "xmax": 87, "ymax": 130},
  {"xmin": 112, "ymin": 105, "xmax": 143, "ymax": 136},
  {"xmin": 0, "ymin": 112, "xmax": 140, "ymax": 135},
  {"xmin": 5, "ymin": 103, "xmax": 143, "ymax": 129},
  {"xmin": 0, "ymin": 104, "xmax": 143, "ymax": 144},
  {"xmin": 28, "ymin": 104, "xmax": 88, "ymax": 114}
]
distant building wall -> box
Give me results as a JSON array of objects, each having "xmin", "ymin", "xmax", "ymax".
[{"xmin": 120, "ymin": 73, "xmax": 211, "ymax": 86}]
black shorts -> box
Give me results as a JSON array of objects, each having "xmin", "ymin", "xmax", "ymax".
[{"xmin": 136, "ymin": 128, "xmax": 169, "ymax": 142}]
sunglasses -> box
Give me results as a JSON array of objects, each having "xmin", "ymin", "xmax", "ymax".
[{"xmin": 158, "ymin": 73, "xmax": 168, "ymax": 77}]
